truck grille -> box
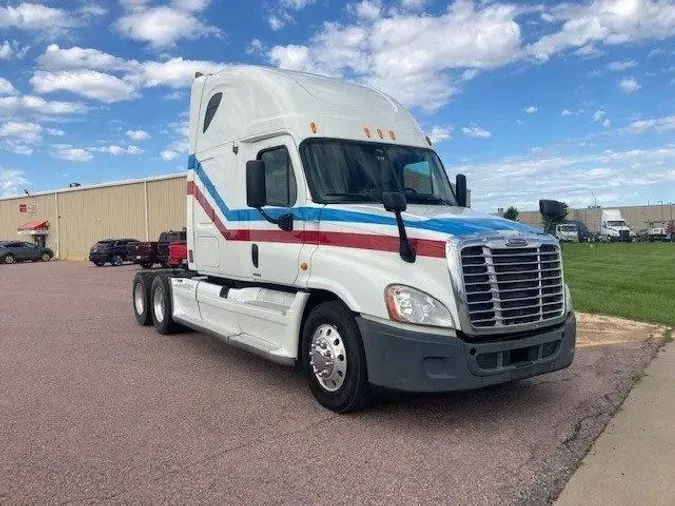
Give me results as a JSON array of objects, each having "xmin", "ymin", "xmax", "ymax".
[{"xmin": 461, "ymin": 244, "xmax": 564, "ymax": 328}]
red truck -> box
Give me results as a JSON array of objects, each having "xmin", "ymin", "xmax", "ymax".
[
  {"xmin": 167, "ymin": 241, "xmax": 187, "ymax": 268},
  {"xmin": 128, "ymin": 241, "xmax": 158, "ymax": 269}
]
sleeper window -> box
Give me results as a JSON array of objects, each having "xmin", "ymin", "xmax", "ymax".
[
  {"xmin": 203, "ymin": 92, "xmax": 223, "ymax": 133},
  {"xmin": 258, "ymin": 147, "xmax": 298, "ymax": 207}
]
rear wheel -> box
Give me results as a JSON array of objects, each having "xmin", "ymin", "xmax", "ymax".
[
  {"xmin": 112, "ymin": 254, "xmax": 123, "ymax": 266},
  {"xmin": 150, "ymin": 275, "xmax": 182, "ymax": 334},
  {"xmin": 93, "ymin": 261, "xmax": 105, "ymax": 267},
  {"xmin": 3, "ymin": 254, "xmax": 15, "ymax": 265},
  {"xmin": 40, "ymin": 252, "xmax": 51, "ymax": 262},
  {"xmin": 301, "ymin": 301, "xmax": 370, "ymax": 413},
  {"xmin": 132, "ymin": 272, "xmax": 154, "ymax": 326},
  {"xmin": 140, "ymin": 261, "xmax": 153, "ymax": 269}
]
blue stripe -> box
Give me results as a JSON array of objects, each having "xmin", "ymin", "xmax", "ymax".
[{"xmin": 189, "ymin": 154, "xmax": 541, "ymax": 236}]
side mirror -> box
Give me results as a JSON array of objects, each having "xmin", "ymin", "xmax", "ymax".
[
  {"xmin": 539, "ymin": 199, "xmax": 563, "ymax": 218},
  {"xmin": 382, "ymin": 191, "xmax": 407, "ymax": 213},
  {"xmin": 246, "ymin": 160, "xmax": 266, "ymax": 208},
  {"xmin": 455, "ymin": 174, "xmax": 467, "ymax": 207}
]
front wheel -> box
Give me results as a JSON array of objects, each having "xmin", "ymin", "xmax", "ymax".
[
  {"xmin": 301, "ymin": 301, "xmax": 370, "ymax": 413},
  {"xmin": 112, "ymin": 254, "xmax": 123, "ymax": 266},
  {"xmin": 3, "ymin": 254, "xmax": 15, "ymax": 265},
  {"xmin": 132, "ymin": 272, "xmax": 154, "ymax": 326},
  {"xmin": 140, "ymin": 261, "xmax": 153, "ymax": 269}
]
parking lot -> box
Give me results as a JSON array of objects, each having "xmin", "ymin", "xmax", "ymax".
[{"xmin": 0, "ymin": 261, "xmax": 663, "ymax": 505}]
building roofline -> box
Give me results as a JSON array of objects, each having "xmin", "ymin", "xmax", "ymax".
[{"xmin": 0, "ymin": 172, "xmax": 188, "ymax": 202}]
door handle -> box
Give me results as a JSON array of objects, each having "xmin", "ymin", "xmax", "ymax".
[{"xmin": 251, "ymin": 243, "xmax": 259, "ymax": 268}]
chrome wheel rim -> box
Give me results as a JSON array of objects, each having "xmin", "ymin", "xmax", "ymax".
[
  {"xmin": 309, "ymin": 324, "xmax": 347, "ymax": 392},
  {"xmin": 134, "ymin": 283, "xmax": 145, "ymax": 315},
  {"xmin": 153, "ymin": 285, "xmax": 165, "ymax": 323},
  {"xmin": 113, "ymin": 256, "xmax": 122, "ymax": 266},
  {"xmin": 41, "ymin": 254, "xmax": 49, "ymax": 261},
  {"xmin": 5, "ymin": 255, "xmax": 14, "ymax": 264}
]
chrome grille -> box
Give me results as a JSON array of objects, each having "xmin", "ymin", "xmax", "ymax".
[{"xmin": 461, "ymin": 244, "xmax": 564, "ymax": 328}]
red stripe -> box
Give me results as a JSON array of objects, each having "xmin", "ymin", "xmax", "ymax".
[{"xmin": 187, "ymin": 182, "xmax": 445, "ymax": 258}]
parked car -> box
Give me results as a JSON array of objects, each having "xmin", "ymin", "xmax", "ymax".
[
  {"xmin": 128, "ymin": 241, "xmax": 159, "ymax": 269},
  {"xmin": 89, "ymin": 239, "xmax": 139, "ymax": 266},
  {"xmin": 0, "ymin": 241, "xmax": 53, "ymax": 264},
  {"xmin": 167, "ymin": 240, "xmax": 188, "ymax": 268},
  {"xmin": 157, "ymin": 230, "xmax": 186, "ymax": 268}
]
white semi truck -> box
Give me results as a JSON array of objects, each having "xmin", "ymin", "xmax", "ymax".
[
  {"xmin": 600, "ymin": 209, "xmax": 632, "ymax": 242},
  {"xmin": 131, "ymin": 66, "xmax": 576, "ymax": 412}
]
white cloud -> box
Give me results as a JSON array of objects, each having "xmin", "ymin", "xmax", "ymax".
[
  {"xmin": 562, "ymin": 109, "xmax": 573, "ymax": 116},
  {"xmin": 0, "ymin": 169, "xmax": 29, "ymax": 197},
  {"xmin": 246, "ymin": 38, "xmax": 264, "ymax": 55},
  {"xmin": 454, "ymin": 144, "xmax": 675, "ymax": 211},
  {"xmin": 0, "ymin": 95, "xmax": 87, "ymax": 116},
  {"xmin": 0, "ymin": 78, "xmax": 17, "ymax": 96},
  {"xmin": 602, "ymin": 118, "xmax": 611, "ymax": 127},
  {"xmin": 282, "ymin": 0, "xmax": 316, "ymax": 9},
  {"xmin": 126, "ymin": 129, "xmax": 150, "ymax": 141},
  {"xmin": 46, "ymin": 128, "xmax": 64, "ymax": 136},
  {"xmin": 527, "ymin": 0, "xmax": 675, "ymax": 61},
  {"xmin": 269, "ymin": 0, "xmax": 522, "ymax": 111},
  {"xmin": 524, "ymin": 105, "xmax": 538, "ymax": 114},
  {"xmin": 91, "ymin": 144, "xmax": 143, "ymax": 156},
  {"xmin": 78, "ymin": 4, "xmax": 107, "ymax": 17},
  {"xmin": 160, "ymin": 149, "xmax": 180, "ymax": 161},
  {"xmin": 30, "ymin": 70, "xmax": 139, "ymax": 103},
  {"xmin": 355, "ymin": 1, "xmax": 382, "ymax": 21},
  {"xmin": 427, "ymin": 126, "xmax": 452, "ymax": 144},
  {"xmin": 268, "ymin": 15, "xmax": 286, "ymax": 31},
  {"xmin": 461, "ymin": 126, "xmax": 491, "ymax": 139},
  {"xmin": 0, "ymin": 40, "xmax": 12, "ymax": 59},
  {"xmin": 624, "ymin": 115, "xmax": 675, "ymax": 134},
  {"xmin": 401, "ymin": 0, "xmax": 426, "ymax": 10},
  {"xmin": 115, "ymin": 1, "xmax": 221, "ymax": 48},
  {"xmin": 141, "ymin": 57, "xmax": 227, "ymax": 88},
  {"xmin": 0, "ymin": 121, "xmax": 43, "ymax": 143},
  {"xmin": 593, "ymin": 109, "xmax": 606, "ymax": 122},
  {"xmin": 54, "ymin": 146, "xmax": 92, "ymax": 162},
  {"xmin": 37, "ymin": 44, "xmax": 139, "ymax": 72},
  {"xmin": 0, "ymin": 2, "xmax": 78, "ymax": 33},
  {"xmin": 618, "ymin": 76, "xmax": 641, "ymax": 94},
  {"xmin": 606, "ymin": 59, "xmax": 638, "ymax": 72}
]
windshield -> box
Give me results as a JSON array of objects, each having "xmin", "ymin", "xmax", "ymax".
[
  {"xmin": 607, "ymin": 221, "xmax": 626, "ymax": 227},
  {"xmin": 300, "ymin": 139, "xmax": 457, "ymax": 205}
]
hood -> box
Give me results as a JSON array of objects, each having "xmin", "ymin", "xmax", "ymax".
[{"xmin": 317, "ymin": 203, "xmax": 548, "ymax": 239}]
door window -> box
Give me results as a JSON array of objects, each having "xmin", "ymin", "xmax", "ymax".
[{"xmin": 258, "ymin": 146, "xmax": 298, "ymax": 207}]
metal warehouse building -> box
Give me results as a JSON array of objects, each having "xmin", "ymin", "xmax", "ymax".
[{"xmin": 0, "ymin": 174, "xmax": 187, "ymax": 260}]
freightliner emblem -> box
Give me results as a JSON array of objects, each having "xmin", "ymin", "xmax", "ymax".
[{"xmin": 505, "ymin": 238, "xmax": 528, "ymax": 247}]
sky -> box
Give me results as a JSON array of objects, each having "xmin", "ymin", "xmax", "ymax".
[{"xmin": 0, "ymin": 0, "xmax": 674, "ymax": 212}]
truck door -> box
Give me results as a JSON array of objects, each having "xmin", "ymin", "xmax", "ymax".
[{"xmin": 248, "ymin": 138, "xmax": 304, "ymax": 286}]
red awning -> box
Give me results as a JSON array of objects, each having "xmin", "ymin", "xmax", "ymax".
[{"xmin": 18, "ymin": 220, "xmax": 49, "ymax": 231}]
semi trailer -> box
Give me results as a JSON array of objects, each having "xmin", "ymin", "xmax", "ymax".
[{"xmin": 131, "ymin": 66, "xmax": 576, "ymax": 412}]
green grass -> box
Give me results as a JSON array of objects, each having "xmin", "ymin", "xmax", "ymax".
[{"xmin": 561, "ymin": 243, "xmax": 675, "ymax": 326}]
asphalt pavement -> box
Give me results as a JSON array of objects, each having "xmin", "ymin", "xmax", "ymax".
[{"xmin": 0, "ymin": 261, "xmax": 662, "ymax": 505}]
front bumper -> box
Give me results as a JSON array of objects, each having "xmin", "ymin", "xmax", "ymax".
[{"xmin": 358, "ymin": 313, "xmax": 576, "ymax": 392}]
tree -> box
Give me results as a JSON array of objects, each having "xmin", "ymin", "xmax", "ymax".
[
  {"xmin": 503, "ymin": 206, "xmax": 520, "ymax": 221},
  {"xmin": 542, "ymin": 202, "xmax": 569, "ymax": 234}
]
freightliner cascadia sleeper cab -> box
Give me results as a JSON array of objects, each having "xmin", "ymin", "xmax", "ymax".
[{"xmin": 132, "ymin": 66, "xmax": 576, "ymax": 413}]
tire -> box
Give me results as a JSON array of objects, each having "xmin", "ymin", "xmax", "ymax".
[
  {"xmin": 140, "ymin": 261, "xmax": 153, "ymax": 269},
  {"xmin": 160, "ymin": 261, "xmax": 170, "ymax": 269},
  {"xmin": 93, "ymin": 261, "xmax": 105, "ymax": 267},
  {"xmin": 40, "ymin": 253, "xmax": 51, "ymax": 262},
  {"xmin": 301, "ymin": 301, "xmax": 370, "ymax": 413},
  {"xmin": 150, "ymin": 275, "xmax": 182, "ymax": 335},
  {"xmin": 3, "ymin": 254, "xmax": 15, "ymax": 265},
  {"xmin": 112, "ymin": 254, "xmax": 123, "ymax": 266},
  {"xmin": 132, "ymin": 272, "xmax": 154, "ymax": 326}
]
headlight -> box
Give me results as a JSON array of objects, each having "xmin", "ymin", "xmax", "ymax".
[
  {"xmin": 565, "ymin": 284, "xmax": 573, "ymax": 314},
  {"xmin": 384, "ymin": 285, "xmax": 454, "ymax": 327}
]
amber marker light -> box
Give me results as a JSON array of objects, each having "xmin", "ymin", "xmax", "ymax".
[
  {"xmin": 364, "ymin": 127, "xmax": 371, "ymax": 138},
  {"xmin": 310, "ymin": 122, "xmax": 317, "ymax": 133}
]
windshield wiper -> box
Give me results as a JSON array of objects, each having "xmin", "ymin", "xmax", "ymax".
[
  {"xmin": 324, "ymin": 192, "xmax": 377, "ymax": 202},
  {"xmin": 404, "ymin": 193, "xmax": 454, "ymax": 206}
]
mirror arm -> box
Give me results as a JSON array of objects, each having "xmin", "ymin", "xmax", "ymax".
[
  {"xmin": 257, "ymin": 208, "xmax": 294, "ymax": 231},
  {"xmin": 393, "ymin": 211, "xmax": 416, "ymax": 263}
]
